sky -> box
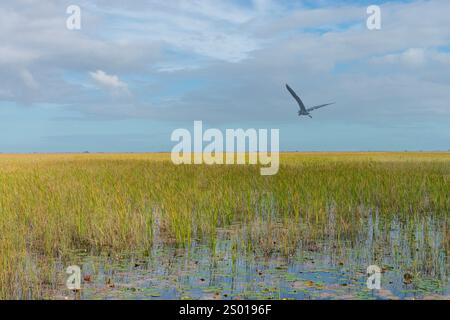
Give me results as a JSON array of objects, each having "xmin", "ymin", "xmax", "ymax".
[{"xmin": 0, "ymin": 0, "xmax": 449, "ymax": 152}]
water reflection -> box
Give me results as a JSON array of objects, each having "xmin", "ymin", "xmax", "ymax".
[{"xmin": 48, "ymin": 213, "xmax": 448, "ymax": 300}]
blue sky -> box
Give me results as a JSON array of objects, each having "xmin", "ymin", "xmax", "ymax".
[{"xmin": 0, "ymin": 0, "xmax": 449, "ymax": 152}]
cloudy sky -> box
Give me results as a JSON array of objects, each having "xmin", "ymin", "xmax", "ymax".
[{"xmin": 1, "ymin": 0, "xmax": 449, "ymax": 152}]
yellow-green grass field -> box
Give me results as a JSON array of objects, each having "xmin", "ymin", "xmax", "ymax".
[{"xmin": 0, "ymin": 152, "xmax": 448, "ymax": 299}]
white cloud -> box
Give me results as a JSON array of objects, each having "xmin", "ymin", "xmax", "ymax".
[
  {"xmin": 84, "ymin": 0, "xmax": 260, "ymax": 63},
  {"xmin": 89, "ymin": 70, "xmax": 129, "ymax": 93},
  {"xmin": 1, "ymin": 0, "xmax": 450, "ymax": 124},
  {"xmin": 371, "ymin": 48, "xmax": 450, "ymax": 68},
  {"xmin": 402, "ymin": 48, "xmax": 426, "ymax": 66}
]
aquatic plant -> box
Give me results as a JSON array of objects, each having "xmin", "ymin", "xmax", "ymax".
[{"xmin": 0, "ymin": 152, "xmax": 448, "ymax": 299}]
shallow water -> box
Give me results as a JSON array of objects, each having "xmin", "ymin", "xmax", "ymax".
[{"xmin": 46, "ymin": 214, "xmax": 448, "ymax": 300}]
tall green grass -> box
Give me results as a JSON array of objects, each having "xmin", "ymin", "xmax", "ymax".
[{"xmin": 0, "ymin": 152, "xmax": 448, "ymax": 298}]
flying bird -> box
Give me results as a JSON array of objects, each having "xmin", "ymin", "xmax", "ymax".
[{"xmin": 286, "ymin": 84, "xmax": 335, "ymax": 118}]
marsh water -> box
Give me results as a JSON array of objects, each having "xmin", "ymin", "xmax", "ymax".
[{"xmin": 46, "ymin": 213, "xmax": 448, "ymax": 300}]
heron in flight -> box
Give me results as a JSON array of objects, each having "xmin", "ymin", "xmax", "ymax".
[{"xmin": 286, "ymin": 84, "xmax": 335, "ymax": 118}]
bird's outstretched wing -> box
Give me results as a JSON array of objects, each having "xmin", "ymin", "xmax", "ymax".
[
  {"xmin": 306, "ymin": 102, "xmax": 335, "ymax": 112},
  {"xmin": 286, "ymin": 84, "xmax": 307, "ymax": 112}
]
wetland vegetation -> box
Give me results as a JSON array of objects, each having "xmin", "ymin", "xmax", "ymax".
[{"xmin": 0, "ymin": 152, "xmax": 448, "ymax": 299}]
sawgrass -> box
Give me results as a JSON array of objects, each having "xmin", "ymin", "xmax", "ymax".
[{"xmin": 0, "ymin": 152, "xmax": 448, "ymax": 298}]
